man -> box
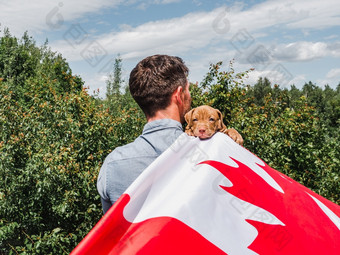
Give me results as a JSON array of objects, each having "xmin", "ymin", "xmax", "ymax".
[{"xmin": 97, "ymin": 55, "xmax": 240, "ymax": 213}]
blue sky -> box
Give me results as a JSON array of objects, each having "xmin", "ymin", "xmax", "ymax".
[{"xmin": 1, "ymin": 0, "xmax": 340, "ymax": 97}]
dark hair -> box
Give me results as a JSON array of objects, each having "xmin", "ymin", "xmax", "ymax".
[{"xmin": 129, "ymin": 54, "xmax": 189, "ymax": 117}]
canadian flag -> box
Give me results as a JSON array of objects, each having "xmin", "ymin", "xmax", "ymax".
[{"xmin": 71, "ymin": 132, "xmax": 340, "ymax": 255}]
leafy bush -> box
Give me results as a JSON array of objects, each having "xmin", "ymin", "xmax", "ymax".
[
  {"xmin": 0, "ymin": 80, "xmax": 144, "ymax": 254},
  {"xmin": 0, "ymin": 30, "xmax": 144, "ymax": 254}
]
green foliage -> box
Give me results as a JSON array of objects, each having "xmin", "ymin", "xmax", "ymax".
[
  {"xmin": 191, "ymin": 60, "xmax": 253, "ymax": 123},
  {"xmin": 105, "ymin": 55, "xmax": 124, "ymax": 115},
  {"xmin": 0, "ymin": 28, "xmax": 82, "ymax": 102},
  {"xmin": 0, "ymin": 31, "xmax": 144, "ymax": 254},
  {"xmin": 103, "ymin": 55, "xmax": 141, "ymax": 119}
]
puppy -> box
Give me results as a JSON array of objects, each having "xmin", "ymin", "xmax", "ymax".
[{"xmin": 185, "ymin": 105, "xmax": 243, "ymax": 145}]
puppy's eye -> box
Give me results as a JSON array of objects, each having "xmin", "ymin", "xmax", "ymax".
[
  {"xmin": 209, "ymin": 118, "xmax": 215, "ymax": 121},
  {"xmin": 193, "ymin": 118, "xmax": 198, "ymax": 122}
]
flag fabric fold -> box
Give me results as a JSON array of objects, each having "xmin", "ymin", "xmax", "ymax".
[{"xmin": 71, "ymin": 132, "xmax": 340, "ymax": 255}]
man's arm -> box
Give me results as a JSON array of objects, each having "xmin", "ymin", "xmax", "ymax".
[
  {"xmin": 100, "ymin": 197, "xmax": 112, "ymax": 214},
  {"xmin": 97, "ymin": 159, "xmax": 112, "ymax": 214}
]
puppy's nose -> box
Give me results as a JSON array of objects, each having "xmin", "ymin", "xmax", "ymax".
[{"xmin": 199, "ymin": 128, "xmax": 206, "ymax": 134}]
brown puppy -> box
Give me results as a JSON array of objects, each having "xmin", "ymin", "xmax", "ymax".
[{"xmin": 185, "ymin": 105, "xmax": 243, "ymax": 145}]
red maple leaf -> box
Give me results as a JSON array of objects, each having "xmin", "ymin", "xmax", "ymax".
[{"xmin": 201, "ymin": 158, "xmax": 340, "ymax": 255}]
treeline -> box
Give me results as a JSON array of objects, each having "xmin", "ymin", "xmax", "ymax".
[
  {"xmin": 246, "ymin": 77, "xmax": 339, "ymax": 136},
  {"xmin": 0, "ymin": 31, "xmax": 339, "ymax": 254}
]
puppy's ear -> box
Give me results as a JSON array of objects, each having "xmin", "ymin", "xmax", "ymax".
[
  {"xmin": 216, "ymin": 109, "xmax": 227, "ymax": 131},
  {"xmin": 184, "ymin": 108, "xmax": 195, "ymax": 127}
]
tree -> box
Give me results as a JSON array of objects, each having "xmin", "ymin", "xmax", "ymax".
[
  {"xmin": 0, "ymin": 28, "xmax": 83, "ymax": 104},
  {"xmin": 195, "ymin": 60, "xmax": 252, "ymax": 123},
  {"xmin": 323, "ymin": 84, "xmax": 340, "ymax": 130},
  {"xmin": 248, "ymin": 77, "xmax": 272, "ymax": 106},
  {"xmin": 287, "ymin": 84, "xmax": 302, "ymax": 109},
  {"xmin": 302, "ymin": 81, "xmax": 325, "ymax": 111},
  {"xmin": 105, "ymin": 55, "xmax": 124, "ymax": 115}
]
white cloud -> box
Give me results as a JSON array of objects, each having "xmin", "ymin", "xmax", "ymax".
[
  {"xmin": 2, "ymin": 0, "xmax": 340, "ymax": 42},
  {"xmin": 327, "ymin": 42, "xmax": 340, "ymax": 57},
  {"xmin": 228, "ymin": 1, "xmax": 309, "ymax": 33},
  {"xmin": 50, "ymin": 8, "xmax": 227, "ymax": 62},
  {"xmin": 288, "ymin": 74, "xmax": 308, "ymax": 88},
  {"xmin": 237, "ymin": 0, "xmax": 340, "ymax": 31},
  {"xmin": 272, "ymin": 41, "xmax": 328, "ymax": 62},
  {"xmin": 244, "ymin": 70, "xmax": 265, "ymax": 85},
  {"xmin": 326, "ymin": 68, "xmax": 340, "ymax": 79},
  {"xmin": 51, "ymin": 0, "xmax": 314, "ymax": 64},
  {"xmin": 321, "ymin": 68, "xmax": 340, "ymax": 86},
  {"xmin": 324, "ymin": 35, "xmax": 339, "ymax": 40},
  {"xmin": 284, "ymin": 0, "xmax": 340, "ymax": 29},
  {"xmin": 245, "ymin": 69, "xmax": 308, "ymax": 89},
  {"xmin": 268, "ymin": 40, "xmax": 340, "ymax": 62},
  {"xmin": 0, "ymin": 0, "xmax": 184, "ymax": 36},
  {"xmin": 131, "ymin": 0, "xmax": 181, "ymax": 9},
  {"xmin": 4, "ymin": 0, "xmax": 340, "ymax": 55},
  {"xmin": 154, "ymin": 0, "xmax": 181, "ymax": 4},
  {"xmin": 230, "ymin": 39, "xmax": 338, "ymax": 70},
  {"xmin": 0, "ymin": 0, "xmax": 122, "ymax": 35}
]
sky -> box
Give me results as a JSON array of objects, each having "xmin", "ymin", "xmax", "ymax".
[{"xmin": 1, "ymin": 0, "xmax": 340, "ymax": 97}]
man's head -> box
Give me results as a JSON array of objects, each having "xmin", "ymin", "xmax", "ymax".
[{"xmin": 129, "ymin": 55, "xmax": 190, "ymax": 119}]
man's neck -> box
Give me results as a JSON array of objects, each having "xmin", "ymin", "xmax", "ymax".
[{"xmin": 146, "ymin": 107, "xmax": 181, "ymax": 123}]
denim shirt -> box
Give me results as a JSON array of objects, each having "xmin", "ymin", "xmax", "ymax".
[{"xmin": 97, "ymin": 119, "xmax": 184, "ymax": 213}]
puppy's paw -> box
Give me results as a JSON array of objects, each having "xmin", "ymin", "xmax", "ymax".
[{"xmin": 222, "ymin": 128, "xmax": 244, "ymax": 146}]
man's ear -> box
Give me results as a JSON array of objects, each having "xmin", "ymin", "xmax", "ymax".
[
  {"xmin": 173, "ymin": 86, "xmax": 184, "ymax": 105},
  {"xmin": 184, "ymin": 108, "xmax": 194, "ymax": 127},
  {"xmin": 216, "ymin": 109, "xmax": 226, "ymax": 131}
]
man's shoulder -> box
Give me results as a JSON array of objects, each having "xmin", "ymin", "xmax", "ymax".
[
  {"xmin": 103, "ymin": 120, "xmax": 184, "ymax": 165},
  {"xmin": 106, "ymin": 137, "xmax": 148, "ymax": 161}
]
